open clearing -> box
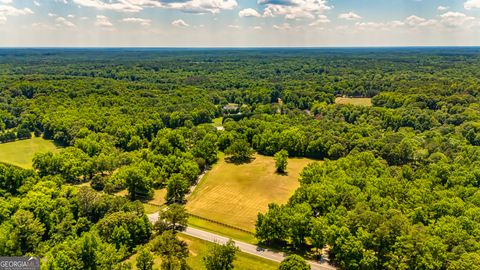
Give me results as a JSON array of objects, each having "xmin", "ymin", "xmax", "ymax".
[
  {"xmin": 126, "ymin": 234, "xmax": 278, "ymax": 270},
  {"xmin": 0, "ymin": 137, "xmax": 60, "ymax": 169},
  {"xmin": 335, "ymin": 97, "xmax": 372, "ymax": 106},
  {"xmin": 186, "ymin": 154, "xmax": 318, "ymax": 231}
]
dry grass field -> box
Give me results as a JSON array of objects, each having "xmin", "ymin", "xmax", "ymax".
[
  {"xmin": 186, "ymin": 154, "xmax": 318, "ymax": 231},
  {"xmin": 335, "ymin": 97, "xmax": 372, "ymax": 106},
  {"xmin": 0, "ymin": 137, "xmax": 60, "ymax": 169}
]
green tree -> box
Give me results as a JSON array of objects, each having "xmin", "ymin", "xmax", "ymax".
[
  {"xmin": 203, "ymin": 240, "xmax": 239, "ymax": 270},
  {"xmin": 278, "ymin": 255, "xmax": 310, "ymax": 270},
  {"xmin": 274, "ymin": 150, "xmax": 288, "ymax": 173},
  {"xmin": 11, "ymin": 209, "xmax": 46, "ymax": 254},
  {"xmin": 136, "ymin": 247, "xmax": 154, "ymax": 270},
  {"xmin": 115, "ymin": 166, "xmax": 153, "ymax": 201},
  {"xmin": 225, "ymin": 139, "xmax": 254, "ymax": 163},
  {"xmin": 151, "ymin": 231, "xmax": 189, "ymax": 270},
  {"xmin": 159, "ymin": 204, "xmax": 188, "ymax": 232},
  {"xmin": 165, "ymin": 174, "xmax": 190, "ymax": 204},
  {"xmin": 193, "ymin": 133, "xmax": 218, "ymax": 165}
]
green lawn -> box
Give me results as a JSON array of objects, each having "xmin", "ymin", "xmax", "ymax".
[
  {"xmin": 125, "ymin": 234, "xmax": 279, "ymax": 270},
  {"xmin": 335, "ymin": 97, "xmax": 372, "ymax": 106},
  {"xmin": 0, "ymin": 137, "xmax": 60, "ymax": 169},
  {"xmin": 186, "ymin": 154, "xmax": 318, "ymax": 231}
]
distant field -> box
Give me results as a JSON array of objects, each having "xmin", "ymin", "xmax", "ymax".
[
  {"xmin": 186, "ymin": 154, "xmax": 317, "ymax": 231},
  {"xmin": 125, "ymin": 234, "xmax": 278, "ymax": 270},
  {"xmin": 335, "ymin": 97, "xmax": 372, "ymax": 106},
  {"xmin": 0, "ymin": 137, "xmax": 60, "ymax": 169}
]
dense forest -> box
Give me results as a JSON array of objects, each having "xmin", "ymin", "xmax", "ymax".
[{"xmin": 0, "ymin": 48, "xmax": 479, "ymax": 269}]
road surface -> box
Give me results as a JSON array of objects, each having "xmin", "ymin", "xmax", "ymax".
[{"xmin": 148, "ymin": 213, "xmax": 335, "ymax": 270}]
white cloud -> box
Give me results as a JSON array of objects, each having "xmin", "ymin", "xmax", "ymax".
[
  {"xmin": 73, "ymin": 0, "xmax": 237, "ymax": 14},
  {"xmin": 259, "ymin": 0, "xmax": 331, "ymax": 20},
  {"xmin": 353, "ymin": 13, "xmax": 472, "ymax": 32},
  {"xmin": 252, "ymin": 25, "xmax": 262, "ymax": 30},
  {"xmin": 171, "ymin": 19, "xmax": 189, "ymax": 28},
  {"xmin": 122, "ymin": 17, "xmax": 151, "ymax": 26},
  {"xmin": 405, "ymin": 15, "xmax": 436, "ymax": 27},
  {"xmin": 73, "ymin": 0, "xmax": 145, "ymax": 12},
  {"xmin": 465, "ymin": 0, "xmax": 480, "ymax": 10},
  {"xmin": 227, "ymin": 24, "xmax": 240, "ymax": 29},
  {"xmin": 0, "ymin": 0, "xmax": 12, "ymax": 4},
  {"xmin": 33, "ymin": 1, "xmax": 40, "ymax": 6},
  {"xmin": 0, "ymin": 4, "xmax": 33, "ymax": 24},
  {"xmin": 437, "ymin": 6, "xmax": 448, "ymax": 11},
  {"xmin": 68, "ymin": 14, "xmax": 75, "ymax": 18},
  {"xmin": 338, "ymin": 12, "xmax": 361, "ymax": 20},
  {"xmin": 440, "ymin": 11, "xmax": 474, "ymax": 27},
  {"xmin": 48, "ymin": 12, "xmax": 57, "ymax": 17},
  {"xmin": 309, "ymin": 14, "xmax": 330, "ymax": 26},
  {"xmin": 165, "ymin": 0, "xmax": 237, "ymax": 14},
  {"xmin": 239, "ymin": 8, "xmax": 261, "ymax": 17},
  {"xmin": 273, "ymin": 23, "xmax": 291, "ymax": 30},
  {"xmin": 95, "ymin": 15, "xmax": 113, "ymax": 27},
  {"xmin": 55, "ymin": 16, "xmax": 76, "ymax": 27}
]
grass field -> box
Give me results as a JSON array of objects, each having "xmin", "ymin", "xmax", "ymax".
[
  {"xmin": 186, "ymin": 154, "xmax": 317, "ymax": 231},
  {"xmin": 335, "ymin": 97, "xmax": 372, "ymax": 106},
  {"xmin": 126, "ymin": 234, "xmax": 279, "ymax": 270},
  {"xmin": 0, "ymin": 137, "xmax": 60, "ymax": 169}
]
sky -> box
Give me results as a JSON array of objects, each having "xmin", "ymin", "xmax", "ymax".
[{"xmin": 2, "ymin": 0, "xmax": 480, "ymax": 47}]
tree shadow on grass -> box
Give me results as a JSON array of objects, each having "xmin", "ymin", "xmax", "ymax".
[
  {"xmin": 225, "ymin": 156, "xmax": 256, "ymax": 165},
  {"xmin": 275, "ymin": 171, "xmax": 289, "ymax": 176}
]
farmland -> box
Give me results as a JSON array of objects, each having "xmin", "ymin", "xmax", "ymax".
[{"xmin": 186, "ymin": 154, "xmax": 317, "ymax": 231}]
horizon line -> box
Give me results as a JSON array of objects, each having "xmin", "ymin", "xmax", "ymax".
[{"xmin": 1, "ymin": 45, "xmax": 480, "ymax": 49}]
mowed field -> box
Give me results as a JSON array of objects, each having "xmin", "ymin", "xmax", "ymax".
[
  {"xmin": 126, "ymin": 234, "xmax": 278, "ymax": 270},
  {"xmin": 335, "ymin": 97, "xmax": 372, "ymax": 106},
  {"xmin": 0, "ymin": 137, "xmax": 60, "ymax": 169},
  {"xmin": 186, "ymin": 154, "xmax": 318, "ymax": 231}
]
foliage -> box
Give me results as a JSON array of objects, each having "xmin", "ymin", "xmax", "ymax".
[
  {"xmin": 151, "ymin": 231, "xmax": 190, "ymax": 270},
  {"xmin": 158, "ymin": 203, "xmax": 188, "ymax": 232},
  {"xmin": 224, "ymin": 140, "xmax": 255, "ymax": 163},
  {"xmin": 274, "ymin": 150, "xmax": 288, "ymax": 173},
  {"xmin": 203, "ymin": 240, "xmax": 239, "ymax": 270},
  {"xmin": 136, "ymin": 246, "xmax": 154, "ymax": 270},
  {"xmin": 1, "ymin": 48, "xmax": 480, "ymax": 269},
  {"xmin": 278, "ymin": 255, "xmax": 310, "ymax": 270}
]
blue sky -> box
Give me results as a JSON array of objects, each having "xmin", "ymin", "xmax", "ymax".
[{"xmin": 1, "ymin": 0, "xmax": 480, "ymax": 46}]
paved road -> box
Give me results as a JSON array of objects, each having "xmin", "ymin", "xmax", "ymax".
[{"xmin": 148, "ymin": 213, "xmax": 335, "ymax": 270}]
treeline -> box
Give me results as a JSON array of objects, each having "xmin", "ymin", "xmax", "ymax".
[{"xmin": 256, "ymin": 149, "xmax": 480, "ymax": 269}]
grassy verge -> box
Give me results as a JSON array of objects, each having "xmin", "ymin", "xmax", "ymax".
[
  {"xmin": 188, "ymin": 215, "xmax": 258, "ymax": 245},
  {"xmin": 179, "ymin": 234, "xmax": 278, "ymax": 270},
  {"xmin": 124, "ymin": 234, "xmax": 278, "ymax": 270}
]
